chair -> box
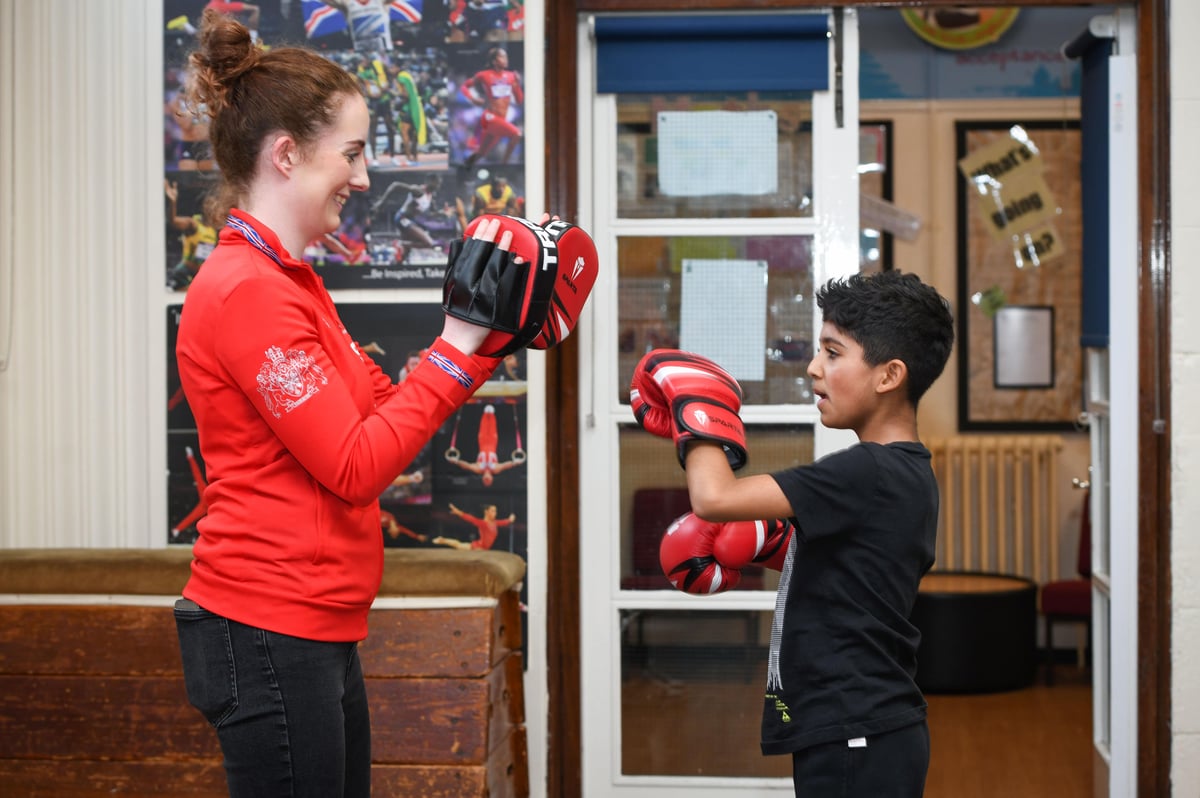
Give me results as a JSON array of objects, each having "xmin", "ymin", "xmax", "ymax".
[
  {"xmin": 621, "ymin": 487, "xmax": 768, "ymax": 592},
  {"xmin": 621, "ymin": 488, "xmax": 766, "ymax": 653},
  {"xmin": 621, "ymin": 487, "xmax": 692, "ymax": 591},
  {"xmin": 1039, "ymin": 491, "xmax": 1092, "ymax": 685}
]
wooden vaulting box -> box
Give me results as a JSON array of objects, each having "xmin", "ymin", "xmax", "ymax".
[{"xmin": 0, "ymin": 547, "xmax": 529, "ymax": 798}]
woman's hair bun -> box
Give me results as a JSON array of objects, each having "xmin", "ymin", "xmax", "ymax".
[{"xmin": 186, "ymin": 8, "xmax": 260, "ymax": 114}]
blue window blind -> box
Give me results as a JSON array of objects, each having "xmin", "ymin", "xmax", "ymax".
[
  {"xmin": 594, "ymin": 14, "xmax": 830, "ymax": 94},
  {"xmin": 1064, "ymin": 28, "xmax": 1113, "ymax": 349}
]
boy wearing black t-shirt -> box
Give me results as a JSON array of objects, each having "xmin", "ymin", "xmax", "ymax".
[{"xmin": 631, "ymin": 270, "xmax": 955, "ymax": 797}]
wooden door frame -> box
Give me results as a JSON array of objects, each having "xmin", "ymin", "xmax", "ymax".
[{"xmin": 542, "ymin": 2, "xmax": 1170, "ymax": 796}]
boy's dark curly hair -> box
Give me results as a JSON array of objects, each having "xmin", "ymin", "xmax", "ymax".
[{"xmin": 816, "ymin": 270, "xmax": 955, "ymax": 405}]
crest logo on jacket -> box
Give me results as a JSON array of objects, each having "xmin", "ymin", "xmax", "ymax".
[{"xmin": 256, "ymin": 346, "xmax": 327, "ymax": 418}]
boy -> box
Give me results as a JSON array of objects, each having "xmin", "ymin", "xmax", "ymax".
[{"xmin": 631, "ymin": 270, "xmax": 955, "ymax": 797}]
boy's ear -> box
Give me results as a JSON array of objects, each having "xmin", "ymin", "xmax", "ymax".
[{"xmin": 876, "ymin": 359, "xmax": 908, "ymax": 396}]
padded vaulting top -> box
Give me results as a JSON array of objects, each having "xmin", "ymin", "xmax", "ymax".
[{"xmin": 0, "ymin": 547, "xmax": 525, "ymax": 599}]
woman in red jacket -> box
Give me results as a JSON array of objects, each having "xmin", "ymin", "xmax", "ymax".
[{"xmin": 172, "ymin": 10, "xmax": 511, "ymax": 797}]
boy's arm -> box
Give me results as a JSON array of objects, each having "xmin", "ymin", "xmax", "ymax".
[{"xmin": 684, "ymin": 442, "xmax": 794, "ymax": 522}]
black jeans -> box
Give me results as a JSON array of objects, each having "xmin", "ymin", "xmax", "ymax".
[
  {"xmin": 792, "ymin": 721, "xmax": 930, "ymax": 798},
  {"xmin": 174, "ymin": 600, "xmax": 371, "ymax": 798}
]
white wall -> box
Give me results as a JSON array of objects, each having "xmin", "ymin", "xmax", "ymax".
[
  {"xmin": 0, "ymin": 1, "xmax": 164, "ymax": 549},
  {"xmin": 1171, "ymin": 3, "xmax": 1200, "ymax": 795}
]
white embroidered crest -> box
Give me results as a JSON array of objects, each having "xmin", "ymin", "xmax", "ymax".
[{"xmin": 256, "ymin": 346, "xmax": 327, "ymax": 418}]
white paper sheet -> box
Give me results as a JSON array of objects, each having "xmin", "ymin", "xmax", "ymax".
[
  {"xmin": 680, "ymin": 259, "xmax": 768, "ymax": 381},
  {"xmin": 658, "ymin": 111, "xmax": 778, "ymax": 197}
]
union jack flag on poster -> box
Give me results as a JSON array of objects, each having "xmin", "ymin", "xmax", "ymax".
[
  {"xmin": 389, "ymin": 0, "xmax": 422, "ymax": 24},
  {"xmin": 302, "ymin": 0, "xmax": 423, "ymax": 39}
]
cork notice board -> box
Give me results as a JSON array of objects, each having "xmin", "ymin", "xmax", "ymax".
[{"xmin": 955, "ymin": 120, "xmax": 1083, "ymax": 431}]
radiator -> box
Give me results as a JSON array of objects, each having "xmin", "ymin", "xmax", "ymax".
[{"xmin": 926, "ymin": 435, "xmax": 1064, "ymax": 584}]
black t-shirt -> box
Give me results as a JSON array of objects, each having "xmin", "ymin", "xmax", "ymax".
[{"xmin": 761, "ymin": 441, "xmax": 937, "ymax": 756}]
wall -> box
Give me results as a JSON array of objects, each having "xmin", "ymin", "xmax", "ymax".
[
  {"xmin": 0, "ymin": 1, "xmax": 163, "ymax": 548},
  {"xmin": 855, "ymin": 9, "xmax": 1097, "ymax": 574},
  {"xmin": 868, "ymin": 97, "xmax": 1092, "ymax": 575},
  {"xmin": 1171, "ymin": 3, "xmax": 1200, "ymax": 794}
]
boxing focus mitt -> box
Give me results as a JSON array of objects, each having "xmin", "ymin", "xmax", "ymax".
[{"xmin": 442, "ymin": 214, "xmax": 598, "ymax": 358}]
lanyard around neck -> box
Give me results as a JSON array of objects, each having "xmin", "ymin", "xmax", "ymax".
[{"xmin": 225, "ymin": 215, "xmax": 286, "ymax": 269}]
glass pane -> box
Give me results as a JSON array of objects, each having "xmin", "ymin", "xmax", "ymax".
[
  {"xmin": 616, "ymin": 93, "xmax": 813, "ymax": 219},
  {"xmin": 617, "ymin": 235, "xmax": 815, "ymax": 406},
  {"xmin": 859, "ymin": 121, "xmax": 892, "ymax": 273},
  {"xmin": 1097, "ymin": 596, "xmax": 1110, "ymax": 750},
  {"xmin": 1093, "ymin": 417, "xmax": 1109, "ymax": 577},
  {"xmin": 618, "ymin": 424, "xmax": 814, "ymax": 592},
  {"xmin": 620, "ymin": 608, "xmax": 791, "ymax": 778}
]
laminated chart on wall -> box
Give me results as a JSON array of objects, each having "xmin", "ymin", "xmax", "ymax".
[
  {"xmin": 680, "ymin": 259, "xmax": 768, "ymax": 382},
  {"xmin": 993, "ymin": 306, "xmax": 1054, "ymax": 388},
  {"xmin": 657, "ymin": 111, "xmax": 778, "ymax": 197}
]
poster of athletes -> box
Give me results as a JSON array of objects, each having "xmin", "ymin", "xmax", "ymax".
[
  {"xmin": 163, "ymin": 1, "xmax": 532, "ymax": 569},
  {"xmin": 163, "ymin": 0, "xmax": 527, "ymax": 291}
]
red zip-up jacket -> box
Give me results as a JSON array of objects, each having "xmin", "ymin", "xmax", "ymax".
[{"xmin": 176, "ymin": 210, "xmax": 496, "ymax": 641}]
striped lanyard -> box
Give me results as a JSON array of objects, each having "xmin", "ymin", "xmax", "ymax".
[
  {"xmin": 224, "ymin": 214, "xmax": 359, "ymax": 358},
  {"xmin": 225, "ymin": 214, "xmax": 286, "ymax": 269}
]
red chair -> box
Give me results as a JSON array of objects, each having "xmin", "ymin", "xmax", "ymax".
[
  {"xmin": 621, "ymin": 488, "xmax": 692, "ymax": 591},
  {"xmin": 621, "ymin": 488, "xmax": 766, "ymax": 657},
  {"xmin": 1039, "ymin": 491, "xmax": 1092, "ymax": 685},
  {"xmin": 621, "ymin": 487, "xmax": 768, "ymax": 592}
]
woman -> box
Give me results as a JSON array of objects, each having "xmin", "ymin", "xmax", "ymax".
[{"xmin": 172, "ymin": 10, "xmax": 513, "ymax": 797}]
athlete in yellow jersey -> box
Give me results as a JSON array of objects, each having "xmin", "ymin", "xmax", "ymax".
[
  {"xmin": 472, "ymin": 174, "xmax": 517, "ymax": 217},
  {"xmin": 166, "ymin": 180, "xmax": 218, "ymax": 289}
]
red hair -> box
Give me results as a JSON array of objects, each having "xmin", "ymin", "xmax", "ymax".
[{"xmin": 184, "ymin": 9, "xmax": 361, "ymax": 223}]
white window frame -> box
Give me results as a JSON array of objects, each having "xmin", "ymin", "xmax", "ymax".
[{"xmin": 577, "ymin": 11, "xmax": 861, "ymax": 796}]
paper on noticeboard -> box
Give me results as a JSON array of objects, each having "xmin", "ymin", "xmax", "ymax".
[
  {"xmin": 657, "ymin": 110, "xmax": 778, "ymax": 197},
  {"xmin": 680, "ymin": 259, "xmax": 767, "ymax": 381}
]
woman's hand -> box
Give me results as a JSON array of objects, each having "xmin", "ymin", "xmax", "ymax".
[{"xmin": 439, "ymin": 216, "xmax": 523, "ymax": 355}]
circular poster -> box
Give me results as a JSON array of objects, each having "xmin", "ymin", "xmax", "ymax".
[{"xmin": 900, "ymin": 8, "xmax": 1021, "ymax": 51}]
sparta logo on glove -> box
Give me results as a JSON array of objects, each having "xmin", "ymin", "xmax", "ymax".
[{"xmin": 442, "ymin": 214, "xmax": 598, "ymax": 358}]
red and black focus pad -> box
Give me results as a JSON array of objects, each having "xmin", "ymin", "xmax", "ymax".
[
  {"xmin": 659, "ymin": 512, "xmax": 739, "ymax": 595},
  {"xmin": 525, "ymin": 219, "xmax": 598, "ymax": 351},
  {"xmin": 443, "ymin": 215, "xmax": 598, "ymax": 359},
  {"xmin": 443, "ymin": 214, "xmax": 553, "ymax": 357}
]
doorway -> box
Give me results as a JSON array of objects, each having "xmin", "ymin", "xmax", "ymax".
[{"xmin": 542, "ymin": 3, "xmax": 1161, "ymax": 792}]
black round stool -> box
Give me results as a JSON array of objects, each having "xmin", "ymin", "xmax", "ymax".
[{"xmin": 910, "ymin": 571, "xmax": 1038, "ymax": 693}]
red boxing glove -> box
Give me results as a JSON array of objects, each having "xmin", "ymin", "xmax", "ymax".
[
  {"xmin": 713, "ymin": 517, "xmax": 794, "ymax": 572},
  {"xmin": 629, "ymin": 364, "xmax": 672, "ymax": 439},
  {"xmin": 660, "ymin": 513, "xmax": 792, "ymax": 594},
  {"xmin": 630, "ymin": 349, "xmax": 747, "ymax": 470},
  {"xmin": 659, "ymin": 512, "xmax": 740, "ymax": 595}
]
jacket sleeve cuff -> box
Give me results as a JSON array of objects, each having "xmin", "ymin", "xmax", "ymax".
[
  {"xmin": 470, "ymin": 352, "xmax": 504, "ymax": 377},
  {"xmin": 424, "ymin": 337, "xmax": 496, "ymax": 397}
]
